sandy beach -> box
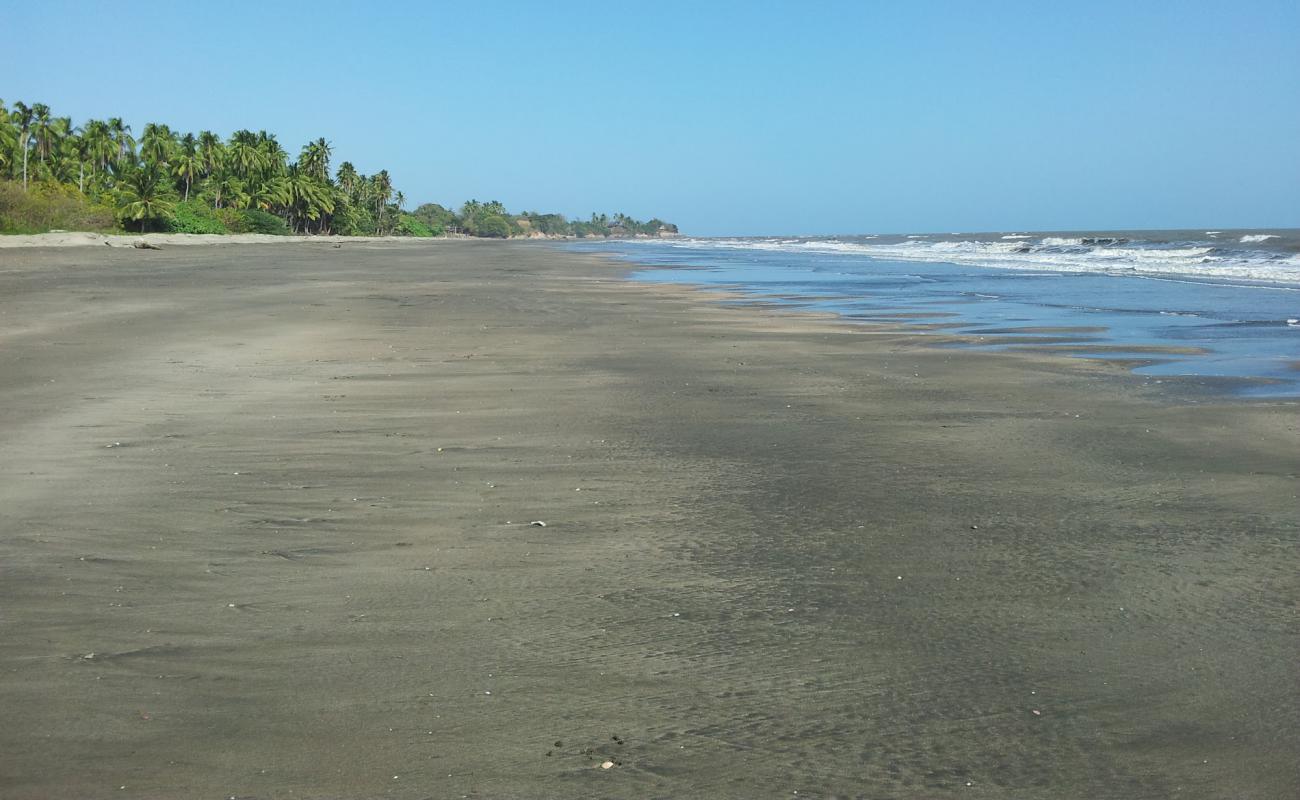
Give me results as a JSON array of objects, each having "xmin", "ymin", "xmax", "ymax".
[
  {"xmin": 0, "ymin": 231, "xmax": 453, "ymax": 249},
  {"xmin": 0, "ymin": 240, "xmax": 1295, "ymax": 799}
]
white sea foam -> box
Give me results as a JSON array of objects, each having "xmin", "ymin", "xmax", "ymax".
[
  {"xmin": 1240, "ymin": 234, "xmax": 1279, "ymax": 243},
  {"xmin": 645, "ymin": 236, "xmax": 1300, "ymax": 286},
  {"xmin": 1001, "ymin": 234, "xmax": 1033, "ymax": 240}
]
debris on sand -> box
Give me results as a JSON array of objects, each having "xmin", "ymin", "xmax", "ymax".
[
  {"xmin": 530, "ymin": 520, "xmax": 547, "ymax": 527},
  {"xmin": 133, "ymin": 241, "xmax": 163, "ymax": 250},
  {"xmin": 600, "ymin": 760, "xmax": 615, "ymax": 769}
]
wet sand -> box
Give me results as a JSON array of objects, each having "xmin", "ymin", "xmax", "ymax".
[{"xmin": 0, "ymin": 241, "xmax": 1295, "ymax": 799}]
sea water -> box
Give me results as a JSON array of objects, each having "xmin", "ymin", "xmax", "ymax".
[{"xmin": 570, "ymin": 229, "xmax": 1300, "ymax": 396}]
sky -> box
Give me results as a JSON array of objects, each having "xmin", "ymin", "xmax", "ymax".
[{"xmin": 4, "ymin": 0, "xmax": 1298, "ymax": 236}]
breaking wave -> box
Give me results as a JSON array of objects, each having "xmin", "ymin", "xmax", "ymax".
[{"xmin": 639, "ymin": 232, "xmax": 1300, "ymax": 286}]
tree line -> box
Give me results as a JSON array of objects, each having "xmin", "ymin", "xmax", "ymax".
[
  {"xmin": 408, "ymin": 202, "xmax": 677, "ymax": 240},
  {"xmin": 0, "ymin": 99, "xmax": 677, "ymax": 239}
]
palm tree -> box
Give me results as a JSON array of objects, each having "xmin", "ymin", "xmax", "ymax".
[
  {"xmin": 0, "ymin": 100, "xmax": 16, "ymax": 179},
  {"xmin": 167, "ymin": 132, "xmax": 201, "ymax": 201},
  {"xmin": 46, "ymin": 117, "xmax": 80, "ymax": 187},
  {"xmin": 108, "ymin": 118, "xmax": 134, "ymax": 165},
  {"xmin": 115, "ymin": 162, "xmax": 176, "ymax": 232},
  {"xmin": 197, "ymin": 130, "xmax": 222, "ymax": 177},
  {"xmin": 209, "ymin": 165, "xmax": 247, "ymax": 210},
  {"xmin": 372, "ymin": 169, "xmax": 393, "ymax": 232},
  {"xmin": 172, "ymin": 148, "xmax": 202, "ymax": 201},
  {"xmin": 139, "ymin": 122, "xmax": 175, "ymax": 167},
  {"xmin": 31, "ymin": 103, "xmax": 53, "ymax": 167},
  {"xmin": 336, "ymin": 161, "xmax": 359, "ymax": 196},
  {"xmin": 81, "ymin": 119, "xmax": 115, "ymax": 184},
  {"xmin": 70, "ymin": 126, "xmax": 93, "ymax": 193},
  {"xmin": 0, "ymin": 100, "xmax": 430, "ymax": 239},
  {"xmin": 12, "ymin": 101, "xmax": 34, "ymax": 189},
  {"xmin": 299, "ymin": 138, "xmax": 331, "ymax": 183},
  {"xmin": 286, "ymin": 164, "xmax": 335, "ymax": 233},
  {"xmin": 255, "ymin": 131, "xmax": 288, "ymax": 180},
  {"xmin": 248, "ymin": 173, "xmax": 290, "ymax": 212},
  {"xmin": 227, "ymin": 130, "xmax": 265, "ymax": 179}
]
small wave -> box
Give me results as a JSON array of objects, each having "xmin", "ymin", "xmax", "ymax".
[
  {"xmin": 1039, "ymin": 237, "xmax": 1131, "ymax": 247},
  {"xmin": 1092, "ymin": 246, "xmax": 1215, "ymax": 261},
  {"xmin": 1001, "ymin": 234, "xmax": 1033, "ymax": 240},
  {"xmin": 1240, "ymin": 234, "xmax": 1280, "ymax": 243}
]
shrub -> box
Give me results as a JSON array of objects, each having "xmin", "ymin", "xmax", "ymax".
[
  {"xmin": 475, "ymin": 214, "xmax": 511, "ymax": 239},
  {"xmin": 166, "ymin": 200, "xmax": 228, "ymax": 234},
  {"xmin": 236, "ymin": 209, "xmax": 291, "ymax": 235},
  {"xmin": 397, "ymin": 214, "xmax": 438, "ymax": 237},
  {"xmin": 210, "ymin": 208, "xmax": 240, "ymax": 230},
  {"xmin": 411, "ymin": 202, "xmax": 456, "ymax": 231},
  {"xmin": 0, "ymin": 180, "xmax": 118, "ymax": 234},
  {"xmin": 331, "ymin": 203, "xmax": 374, "ymax": 236}
]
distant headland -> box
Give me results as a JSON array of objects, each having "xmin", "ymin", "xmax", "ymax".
[{"xmin": 0, "ymin": 99, "xmax": 678, "ymax": 240}]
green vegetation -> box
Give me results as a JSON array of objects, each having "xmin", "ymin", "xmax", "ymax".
[
  {"xmin": 0, "ymin": 99, "xmax": 677, "ymax": 238},
  {"xmin": 397, "ymin": 215, "xmax": 438, "ymax": 237},
  {"xmin": 0, "ymin": 180, "xmax": 116, "ymax": 233},
  {"xmin": 409, "ymin": 203, "xmax": 456, "ymax": 234},
  {"xmin": 449, "ymin": 202, "xmax": 678, "ymax": 239},
  {"xmin": 166, "ymin": 200, "xmax": 226, "ymax": 234},
  {"xmin": 235, "ymin": 209, "xmax": 292, "ymax": 236}
]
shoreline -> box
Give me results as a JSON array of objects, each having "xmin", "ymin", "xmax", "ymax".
[
  {"xmin": 0, "ymin": 231, "xmax": 682, "ymax": 249},
  {"xmin": 0, "ymin": 231, "xmax": 454, "ymax": 248},
  {"xmin": 0, "ymin": 240, "xmax": 1295, "ymax": 798},
  {"xmin": 637, "ymin": 278, "xmax": 1300, "ymax": 403},
  {"xmin": 588, "ymin": 238, "xmax": 1300, "ymax": 399},
  {"xmin": 596, "ymin": 258, "xmax": 1300, "ymax": 404}
]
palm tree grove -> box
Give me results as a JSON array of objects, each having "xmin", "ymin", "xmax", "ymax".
[{"xmin": 0, "ymin": 100, "xmax": 677, "ymax": 239}]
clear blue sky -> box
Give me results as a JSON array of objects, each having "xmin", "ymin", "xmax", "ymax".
[{"xmin": 5, "ymin": 0, "xmax": 1298, "ymax": 235}]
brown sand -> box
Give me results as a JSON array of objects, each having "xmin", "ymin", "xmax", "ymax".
[{"xmin": 0, "ymin": 241, "xmax": 1295, "ymax": 799}]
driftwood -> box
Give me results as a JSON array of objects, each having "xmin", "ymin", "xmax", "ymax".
[{"xmin": 132, "ymin": 241, "xmax": 163, "ymax": 250}]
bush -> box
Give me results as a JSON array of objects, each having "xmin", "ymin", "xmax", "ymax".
[
  {"xmin": 397, "ymin": 214, "xmax": 439, "ymax": 237},
  {"xmin": 235, "ymin": 208, "xmax": 290, "ymax": 235},
  {"xmin": 166, "ymin": 200, "xmax": 228, "ymax": 234},
  {"xmin": 331, "ymin": 203, "xmax": 374, "ymax": 236},
  {"xmin": 207, "ymin": 207, "xmax": 241, "ymax": 231},
  {"xmin": 411, "ymin": 202, "xmax": 456, "ymax": 231},
  {"xmin": 0, "ymin": 180, "xmax": 118, "ymax": 234},
  {"xmin": 214, "ymin": 208, "xmax": 290, "ymax": 235},
  {"xmin": 475, "ymin": 214, "xmax": 511, "ymax": 239}
]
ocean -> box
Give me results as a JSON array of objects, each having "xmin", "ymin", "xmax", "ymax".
[{"xmin": 572, "ymin": 229, "xmax": 1300, "ymax": 397}]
